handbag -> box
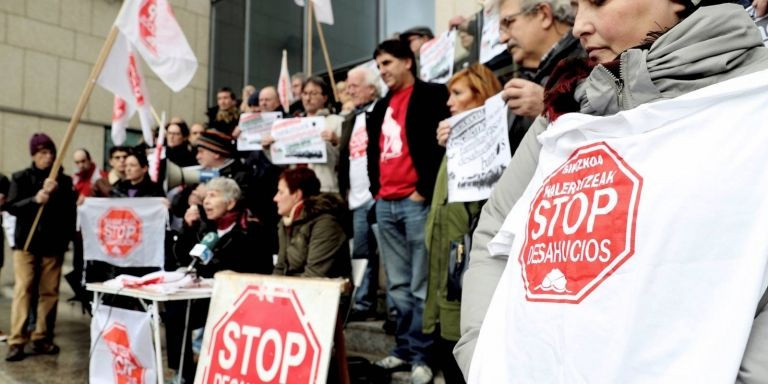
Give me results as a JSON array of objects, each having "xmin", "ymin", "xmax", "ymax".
[{"xmin": 446, "ymin": 202, "xmax": 481, "ymax": 302}]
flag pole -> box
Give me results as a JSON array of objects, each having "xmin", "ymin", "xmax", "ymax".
[
  {"xmin": 312, "ymin": 5, "xmax": 339, "ymax": 102},
  {"xmin": 23, "ymin": 25, "xmax": 121, "ymax": 252},
  {"xmin": 307, "ymin": 4, "xmax": 313, "ymax": 75}
]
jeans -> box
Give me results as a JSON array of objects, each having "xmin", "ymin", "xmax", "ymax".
[
  {"xmin": 352, "ymin": 199, "xmax": 378, "ymax": 312},
  {"xmin": 375, "ymin": 197, "xmax": 433, "ymax": 365}
]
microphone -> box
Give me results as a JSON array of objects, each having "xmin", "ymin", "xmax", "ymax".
[{"xmin": 186, "ymin": 232, "xmax": 219, "ymax": 274}]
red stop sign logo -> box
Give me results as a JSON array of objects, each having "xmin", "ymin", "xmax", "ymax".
[
  {"xmin": 519, "ymin": 142, "xmax": 642, "ymax": 303},
  {"xmin": 98, "ymin": 208, "xmax": 142, "ymax": 258},
  {"xmin": 138, "ymin": 0, "xmax": 158, "ymax": 55},
  {"xmin": 202, "ymin": 285, "xmax": 321, "ymax": 384},
  {"xmin": 103, "ymin": 323, "xmax": 145, "ymax": 384}
]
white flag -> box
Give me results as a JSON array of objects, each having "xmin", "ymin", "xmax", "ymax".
[
  {"xmin": 278, "ymin": 50, "xmax": 293, "ymax": 111},
  {"xmin": 79, "ymin": 197, "xmax": 168, "ymax": 268},
  {"xmin": 90, "ymin": 305, "xmax": 156, "ymax": 384},
  {"xmin": 98, "ymin": 32, "xmax": 156, "ymax": 146},
  {"xmin": 294, "ymin": 0, "xmax": 334, "ymax": 25},
  {"xmin": 115, "ymin": 0, "xmax": 198, "ymax": 92}
]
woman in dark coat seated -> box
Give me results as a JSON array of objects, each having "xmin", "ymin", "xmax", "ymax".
[
  {"xmin": 272, "ymin": 168, "xmax": 351, "ymax": 279},
  {"xmin": 166, "ymin": 177, "xmax": 273, "ymax": 382}
]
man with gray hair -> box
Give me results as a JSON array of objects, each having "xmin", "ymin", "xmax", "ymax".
[
  {"xmin": 454, "ymin": 0, "xmax": 583, "ymax": 377},
  {"xmin": 338, "ymin": 64, "xmax": 381, "ymax": 319}
]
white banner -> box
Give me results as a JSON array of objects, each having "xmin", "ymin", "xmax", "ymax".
[
  {"xmin": 270, "ymin": 117, "xmax": 328, "ymax": 164},
  {"xmin": 480, "ymin": 3, "xmax": 507, "ymax": 63},
  {"xmin": 90, "ymin": 305, "xmax": 156, "ymax": 384},
  {"xmin": 470, "ymin": 70, "xmax": 768, "ymax": 383},
  {"xmin": 195, "ymin": 272, "xmax": 344, "ymax": 384},
  {"xmin": 446, "ymin": 93, "xmax": 510, "ymax": 202},
  {"xmin": 419, "ymin": 30, "xmax": 457, "ymax": 84},
  {"xmin": 237, "ymin": 112, "xmax": 282, "ymax": 151},
  {"xmin": 115, "ymin": 0, "xmax": 198, "ymax": 92},
  {"xmin": 79, "ymin": 198, "xmax": 168, "ymax": 268}
]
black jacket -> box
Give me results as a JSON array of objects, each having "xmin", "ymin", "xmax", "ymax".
[
  {"xmin": 508, "ymin": 33, "xmax": 584, "ymax": 154},
  {"xmin": 174, "ymin": 208, "xmax": 274, "ymax": 278},
  {"xmin": 6, "ymin": 165, "xmax": 76, "ymax": 254},
  {"xmin": 112, "ymin": 177, "xmax": 166, "ymax": 198},
  {"xmin": 366, "ymin": 80, "xmax": 450, "ymax": 202}
]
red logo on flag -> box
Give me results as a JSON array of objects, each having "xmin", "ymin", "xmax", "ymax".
[
  {"xmin": 138, "ymin": 0, "xmax": 157, "ymax": 56},
  {"xmin": 98, "ymin": 208, "xmax": 142, "ymax": 258},
  {"xmin": 103, "ymin": 323, "xmax": 145, "ymax": 384},
  {"xmin": 202, "ymin": 285, "xmax": 321, "ymax": 384},
  {"xmin": 127, "ymin": 54, "xmax": 145, "ymax": 107},
  {"xmin": 113, "ymin": 96, "xmax": 127, "ymax": 121},
  {"xmin": 519, "ymin": 142, "xmax": 642, "ymax": 303}
]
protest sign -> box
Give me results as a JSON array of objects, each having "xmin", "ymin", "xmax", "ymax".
[
  {"xmin": 79, "ymin": 197, "xmax": 168, "ymax": 268},
  {"xmin": 470, "ymin": 70, "xmax": 768, "ymax": 383},
  {"xmin": 270, "ymin": 117, "xmax": 328, "ymax": 164},
  {"xmin": 91, "ymin": 305, "xmax": 156, "ymax": 384},
  {"xmin": 195, "ymin": 272, "xmax": 344, "ymax": 384},
  {"xmin": 446, "ymin": 93, "xmax": 510, "ymax": 202},
  {"xmin": 480, "ymin": 3, "xmax": 507, "ymax": 63},
  {"xmin": 237, "ymin": 112, "xmax": 282, "ymax": 151},
  {"xmin": 419, "ymin": 30, "xmax": 457, "ymax": 83}
]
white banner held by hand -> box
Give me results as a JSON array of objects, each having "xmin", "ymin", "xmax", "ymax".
[
  {"xmin": 237, "ymin": 112, "xmax": 282, "ymax": 151},
  {"xmin": 419, "ymin": 30, "xmax": 457, "ymax": 83},
  {"xmin": 79, "ymin": 197, "xmax": 168, "ymax": 268}
]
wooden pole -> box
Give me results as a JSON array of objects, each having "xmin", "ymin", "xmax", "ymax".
[
  {"xmin": 23, "ymin": 25, "xmax": 120, "ymax": 252},
  {"xmin": 313, "ymin": 5, "xmax": 339, "ymax": 102},
  {"xmin": 307, "ymin": 4, "xmax": 313, "ymax": 76}
]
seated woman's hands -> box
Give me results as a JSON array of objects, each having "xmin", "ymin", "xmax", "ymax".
[{"xmin": 184, "ymin": 205, "xmax": 200, "ymax": 227}]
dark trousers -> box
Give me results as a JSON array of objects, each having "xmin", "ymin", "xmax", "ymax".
[{"xmin": 164, "ymin": 299, "xmax": 210, "ymax": 381}]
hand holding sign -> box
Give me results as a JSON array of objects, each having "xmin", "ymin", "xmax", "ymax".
[{"xmin": 502, "ymin": 78, "xmax": 545, "ymax": 118}]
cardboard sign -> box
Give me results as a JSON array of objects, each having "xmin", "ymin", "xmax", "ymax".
[
  {"xmin": 270, "ymin": 117, "xmax": 328, "ymax": 164},
  {"xmin": 195, "ymin": 272, "xmax": 344, "ymax": 384},
  {"xmin": 446, "ymin": 94, "xmax": 511, "ymax": 202},
  {"xmin": 419, "ymin": 30, "xmax": 457, "ymax": 83},
  {"xmin": 237, "ymin": 112, "xmax": 282, "ymax": 151}
]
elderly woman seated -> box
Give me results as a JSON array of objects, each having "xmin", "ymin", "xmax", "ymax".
[
  {"xmin": 166, "ymin": 177, "xmax": 273, "ymax": 382},
  {"xmin": 272, "ymin": 168, "xmax": 351, "ymax": 279}
]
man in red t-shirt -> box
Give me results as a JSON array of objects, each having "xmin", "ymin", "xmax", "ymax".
[{"xmin": 366, "ymin": 39, "xmax": 450, "ymax": 384}]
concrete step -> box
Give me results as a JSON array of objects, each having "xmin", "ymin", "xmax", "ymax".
[{"xmin": 344, "ymin": 320, "xmax": 446, "ymax": 384}]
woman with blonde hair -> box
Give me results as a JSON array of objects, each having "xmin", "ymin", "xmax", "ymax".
[{"xmin": 424, "ymin": 63, "xmax": 501, "ymax": 384}]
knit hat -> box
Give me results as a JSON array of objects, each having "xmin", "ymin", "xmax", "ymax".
[
  {"xmin": 247, "ymin": 91, "xmax": 260, "ymax": 107},
  {"xmin": 29, "ymin": 133, "xmax": 56, "ymax": 156},
  {"xmin": 196, "ymin": 129, "xmax": 236, "ymax": 157}
]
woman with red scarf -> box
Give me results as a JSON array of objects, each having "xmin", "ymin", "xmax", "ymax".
[{"xmin": 167, "ymin": 177, "xmax": 273, "ymax": 382}]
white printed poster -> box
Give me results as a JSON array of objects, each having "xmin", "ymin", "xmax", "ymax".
[
  {"xmin": 79, "ymin": 197, "xmax": 168, "ymax": 268},
  {"xmin": 419, "ymin": 30, "xmax": 457, "ymax": 83},
  {"xmin": 90, "ymin": 305, "xmax": 156, "ymax": 384},
  {"xmin": 446, "ymin": 94, "xmax": 510, "ymax": 202},
  {"xmin": 270, "ymin": 117, "xmax": 328, "ymax": 164},
  {"xmin": 237, "ymin": 112, "xmax": 282, "ymax": 151},
  {"xmin": 480, "ymin": 3, "xmax": 507, "ymax": 63},
  {"xmin": 194, "ymin": 272, "xmax": 344, "ymax": 384}
]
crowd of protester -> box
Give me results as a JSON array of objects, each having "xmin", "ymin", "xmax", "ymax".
[{"xmin": 1, "ymin": 0, "xmax": 768, "ymax": 383}]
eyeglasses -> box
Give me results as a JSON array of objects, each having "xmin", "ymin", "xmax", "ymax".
[{"xmin": 499, "ymin": 5, "xmax": 540, "ymax": 32}]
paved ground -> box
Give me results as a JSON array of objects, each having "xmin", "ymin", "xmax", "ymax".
[{"xmin": 0, "ymin": 295, "xmax": 90, "ymax": 384}]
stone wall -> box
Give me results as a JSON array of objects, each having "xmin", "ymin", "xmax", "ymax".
[{"xmin": 0, "ymin": 0, "xmax": 211, "ymax": 287}]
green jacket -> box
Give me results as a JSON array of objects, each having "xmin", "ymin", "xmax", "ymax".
[
  {"xmin": 424, "ymin": 157, "xmax": 481, "ymax": 341},
  {"xmin": 274, "ymin": 193, "xmax": 351, "ymax": 279}
]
